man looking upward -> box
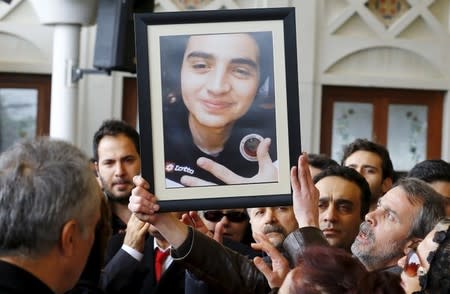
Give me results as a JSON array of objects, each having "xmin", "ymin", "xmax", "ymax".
[{"xmin": 351, "ymin": 178, "xmax": 446, "ymax": 273}]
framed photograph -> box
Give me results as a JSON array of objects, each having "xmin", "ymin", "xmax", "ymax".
[{"xmin": 135, "ymin": 7, "xmax": 301, "ymax": 212}]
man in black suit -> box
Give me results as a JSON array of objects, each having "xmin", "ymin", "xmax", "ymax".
[
  {"xmin": 100, "ymin": 212, "xmax": 259, "ymax": 294},
  {"xmin": 100, "ymin": 214, "xmax": 185, "ymax": 294}
]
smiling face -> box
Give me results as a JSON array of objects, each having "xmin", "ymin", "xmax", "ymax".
[
  {"xmin": 351, "ymin": 186, "xmax": 420, "ymax": 271},
  {"xmin": 317, "ymin": 176, "xmax": 363, "ymax": 251},
  {"xmin": 180, "ymin": 33, "xmax": 260, "ymax": 130}
]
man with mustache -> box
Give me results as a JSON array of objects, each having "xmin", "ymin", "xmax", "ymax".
[
  {"xmin": 247, "ymin": 206, "xmax": 299, "ymax": 249},
  {"xmin": 351, "ymin": 177, "xmax": 446, "ymax": 273},
  {"xmin": 128, "ymin": 154, "xmax": 329, "ymax": 293},
  {"xmin": 93, "ymin": 119, "xmax": 141, "ymax": 234},
  {"xmin": 183, "ymin": 207, "xmax": 296, "ymax": 293}
]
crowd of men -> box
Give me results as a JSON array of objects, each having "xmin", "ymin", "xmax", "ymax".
[{"xmin": 0, "ymin": 117, "xmax": 448, "ymax": 294}]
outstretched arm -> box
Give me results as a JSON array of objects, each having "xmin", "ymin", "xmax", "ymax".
[
  {"xmin": 128, "ymin": 176, "xmax": 270, "ymax": 292},
  {"xmin": 181, "ymin": 138, "xmax": 277, "ymax": 186}
]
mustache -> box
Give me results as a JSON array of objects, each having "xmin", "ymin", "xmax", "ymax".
[
  {"xmin": 359, "ymin": 221, "xmax": 375, "ymax": 241},
  {"xmin": 262, "ymin": 224, "xmax": 286, "ymax": 235},
  {"xmin": 112, "ymin": 179, "xmax": 133, "ymax": 185}
]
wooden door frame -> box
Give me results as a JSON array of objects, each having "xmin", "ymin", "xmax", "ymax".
[
  {"xmin": 320, "ymin": 86, "xmax": 443, "ymax": 160},
  {"xmin": 0, "ymin": 73, "xmax": 51, "ymax": 136}
]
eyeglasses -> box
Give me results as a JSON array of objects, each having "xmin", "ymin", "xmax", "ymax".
[
  {"xmin": 404, "ymin": 248, "xmax": 427, "ymax": 277},
  {"xmin": 203, "ymin": 211, "xmax": 249, "ymax": 223}
]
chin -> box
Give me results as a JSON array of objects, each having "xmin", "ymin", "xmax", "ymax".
[{"xmin": 268, "ymin": 237, "xmax": 283, "ymax": 248}]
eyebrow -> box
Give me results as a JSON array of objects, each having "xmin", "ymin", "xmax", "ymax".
[
  {"xmin": 186, "ymin": 51, "xmax": 258, "ymax": 70},
  {"xmin": 347, "ymin": 163, "xmax": 379, "ymax": 170},
  {"xmin": 319, "ymin": 197, "xmax": 354, "ymax": 206},
  {"xmin": 334, "ymin": 199, "xmax": 355, "ymax": 209},
  {"xmin": 361, "ymin": 164, "xmax": 379, "ymax": 170},
  {"xmin": 377, "ymin": 199, "xmax": 399, "ymax": 218}
]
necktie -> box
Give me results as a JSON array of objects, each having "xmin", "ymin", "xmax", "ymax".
[{"xmin": 154, "ymin": 248, "xmax": 170, "ymax": 282}]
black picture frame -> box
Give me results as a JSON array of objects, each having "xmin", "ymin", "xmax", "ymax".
[{"xmin": 135, "ymin": 7, "xmax": 301, "ymax": 212}]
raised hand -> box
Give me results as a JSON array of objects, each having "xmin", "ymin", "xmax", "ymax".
[
  {"xmin": 128, "ymin": 175, "xmax": 160, "ymax": 223},
  {"xmin": 123, "ymin": 213, "xmax": 150, "ymax": 253},
  {"xmin": 181, "ymin": 138, "xmax": 278, "ymax": 186},
  {"xmin": 290, "ymin": 153, "xmax": 320, "ymax": 228},
  {"xmin": 181, "ymin": 211, "xmax": 224, "ymax": 243},
  {"xmin": 128, "ymin": 175, "xmax": 190, "ymax": 249},
  {"xmin": 251, "ymin": 232, "xmax": 290, "ymax": 289}
]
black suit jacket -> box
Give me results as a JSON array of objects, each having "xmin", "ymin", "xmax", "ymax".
[
  {"xmin": 0, "ymin": 260, "xmax": 54, "ymax": 294},
  {"xmin": 101, "ymin": 233, "xmax": 185, "ymax": 294}
]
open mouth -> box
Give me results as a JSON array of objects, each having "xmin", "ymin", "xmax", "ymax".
[{"xmin": 356, "ymin": 230, "xmax": 369, "ymax": 243}]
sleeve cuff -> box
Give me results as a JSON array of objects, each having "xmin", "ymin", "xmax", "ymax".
[
  {"xmin": 121, "ymin": 244, "xmax": 144, "ymax": 261},
  {"xmin": 171, "ymin": 226, "xmax": 194, "ymax": 260}
]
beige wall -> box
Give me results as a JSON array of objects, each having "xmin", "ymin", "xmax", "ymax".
[{"xmin": 0, "ymin": 0, "xmax": 449, "ymax": 160}]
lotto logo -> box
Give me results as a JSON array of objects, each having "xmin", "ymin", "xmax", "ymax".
[
  {"xmin": 174, "ymin": 165, "xmax": 194, "ymax": 174},
  {"xmin": 165, "ymin": 162, "xmax": 194, "ymax": 175}
]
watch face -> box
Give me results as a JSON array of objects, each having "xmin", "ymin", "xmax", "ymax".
[{"xmin": 240, "ymin": 133, "xmax": 264, "ymax": 162}]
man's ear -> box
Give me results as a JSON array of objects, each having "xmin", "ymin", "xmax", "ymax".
[
  {"xmin": 59, "ymin": 220, "xmax": 78, "ymax": 257},
  {"xmin": 94, "ymin": 162, "xmax": 103, "ymax": 187},
  {"xmin": 94, "ymin": 162, "xmax": 100, "ymax": 176},
  {"xmin": 381, "ymin": 177, "xmax": 393, "ymax": 194}
]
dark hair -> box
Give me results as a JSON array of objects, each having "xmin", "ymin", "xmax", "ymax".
[
  {"xmin": 286, "ymin": 246, "xmax": 404, "ymax": 293},
  {"xmin": 287, "ymin": 246, "xmax": 367, "ymax": 293},
  {"xmin": 408, "ymin": 159, "xmax": 450, "ymax": 183},
  {"xmin": 92, "ymin": 119, "xmax": 140, "ymax": 161},
  {"xmin": 307, "ymin": 153, "xmax": 339, "ymax": 171},
  {"xmin": 341, "ymin": 138, "xmax": 394, "ymax": 181},
  {"xmin": 313, "ymin": 165, "xmax": 371, "ymax": 219},
  {"xmin": 357, "ymin": 270, "xmax": 404, "ymax": 294},
  {"xmin": 159, "ymin": 32, "xmax": 275, "ymax": 110}
]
